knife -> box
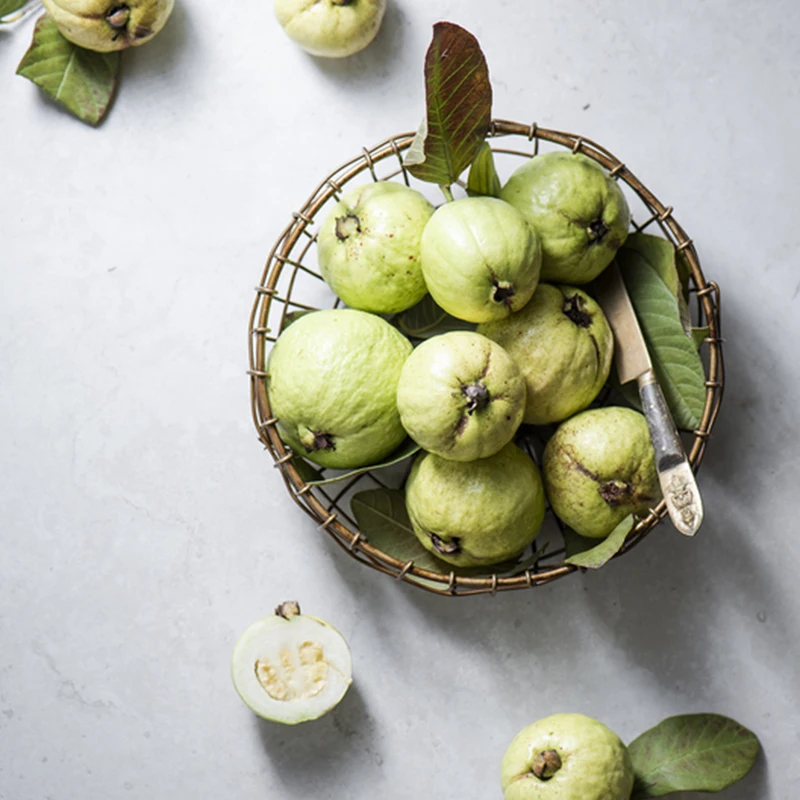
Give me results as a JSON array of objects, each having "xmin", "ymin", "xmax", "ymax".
[{"xmin": 593, "ymin": 263, "xmax": 703, "ymax": 537}]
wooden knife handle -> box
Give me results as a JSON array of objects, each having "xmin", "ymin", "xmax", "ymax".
[{"xmin": 637, "ymin": 371, "xmax": 704, "ymax": 537}]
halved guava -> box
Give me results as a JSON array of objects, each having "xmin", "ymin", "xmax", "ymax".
[{"xmin": 231, "ymin": 602, "xmax": 352, "ymax": 724}]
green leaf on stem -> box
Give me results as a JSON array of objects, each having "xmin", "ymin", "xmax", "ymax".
[
  {"xmin": 16, "ymin": 15, "xmax": 120, "ymax": 126},
  {"xmin": 395, "ymin": 294, "xmax": 475, "ymax": 339},
  {"xmin": 629, "ymin": 714, "xmax": 760, "ymax": 798},
  {"xmin": 1, "ymin": 0, "xmax": 27, "ymax": 21},
  {"xmin": 403, "ymin": 22, "xmax": 492, "ymax": 188},
  {"xmin": 562, "ymin": 516, "xmax": 634, "ymax": 569},
  {"xmin": 466, "ymin": 141, "xmax": 502, "ymax": 198},
  {"xmin": 618, "ymin": 255, "xmax": 706, "ymax": 431}
]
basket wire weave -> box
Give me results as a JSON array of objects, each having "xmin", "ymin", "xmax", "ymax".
[{"xmin": 248, "ymin": 120, "xmax": 725, "ymax": 596}]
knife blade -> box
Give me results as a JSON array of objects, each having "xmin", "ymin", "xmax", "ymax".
[{"xmin": 593, "ymin": 262, "xmax": 703, "ymax": 537}]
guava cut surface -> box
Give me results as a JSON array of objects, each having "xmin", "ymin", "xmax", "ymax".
[
  {"xmin": 317, "ymin": 181, "xmax": 434, "ymax": 314},
  {"xmin": 420, "ymin": 196, "xmax": 542, "ymax": 323},
  {"xmin": 405, "ymin": 442, "xmax": 546, "ymax": 567},
  {"xmin": 267, "ymin": 309, "xmax": 412, "ymax": 469},
  {"xmin": 231, "ymin": 601, "xmax": 352, "ymax": 725},
  {"xmin": 274, "ymin": 0, "xmax": 387, "ymax": 58},
  {"xmin": 500, "ymin": 151, "xmax": 630, "ymax": 285},
  {"xmin": 543, "ymin": 406, "xmax": 660, "ymax": 538},
  {"xmin": 41, "ymin": 0, "xmax": 174, "ymax": 52},
  {"xmin": 478, "ymin": 284, "xmax": 613, "ymax": 425},
  {"xmin": 501, "ymin": 712, "xmax": 634, "ymax": 800},
  {"xmin": 396, "ymin": 331, "xmax": 526, "ymax": 461}
]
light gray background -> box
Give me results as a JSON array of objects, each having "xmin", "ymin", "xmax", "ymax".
[{"xmin": 1, "ymin": 1, "xmax": 798, "ymax": 798}]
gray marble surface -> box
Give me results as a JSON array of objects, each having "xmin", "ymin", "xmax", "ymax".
[{"xmin": 1, "ymin": 1, "xmax": 798, "ymax": 798}]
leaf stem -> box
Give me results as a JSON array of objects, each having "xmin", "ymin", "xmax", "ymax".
[{"xmin": 439, "ymin": 184, "xmax": 455, "ymax": 203}]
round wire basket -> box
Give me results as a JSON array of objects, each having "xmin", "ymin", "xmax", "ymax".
[{"xmin": 248, "ymin": 120, "xmax": 725, "ymax": 597}]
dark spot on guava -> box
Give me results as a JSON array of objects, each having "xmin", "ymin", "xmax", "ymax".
[
  {"xmin": 599, "ymin": 480, "xmax": 632, "ymax": 506},
  {"xmin": 492, "ymin": 283, "xmax": 516, "ymax": 305},
  {"xmin": 133, "ymin": 25, "xmax": 152, "ymax": 39},
  {"xmin": 429, "ymin": 532, "xmax": 461, "ymax": 556},
  {"xmin": 587, "ymin": 218, "xmax": 609, "ymax": 245},
  {"xmin": 335, "ymin": 214, "xmax": 361, "ymax": 241},
  {"xmin": 562, "ymin": 293, "xmax": 593, "ymax": 328},
  {"xmin": 307, "ymin": 432, "xmax": 336, "ymax": 452},
  {"xmin": 462, "ymin": 382, "xmax": 490, "ymax": 414}
]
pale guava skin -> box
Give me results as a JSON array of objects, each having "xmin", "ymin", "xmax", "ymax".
[
  {"xmin": 317, "ymin": 182, "xmax": 434, "ymax": 314},
  {"xmin": 420, "ymin": 196, "xmax": 542, "ymax": 323},
  {"xmin": 405, "ymin": 442, "xmax": 546, "ymax": 567},
  {"xmin": 501, "ymin": 713, "xmax": 635, "ymax": 800},
  {"xmin": 478, "ymin": 284, "xmax": 613, "ymax": 425},
  {"xmin": 396, "ymin": 332, "xmax": 526, "ymax": 461},
  {"xmin": 42, "ymin": 0, "xmax": 174, "ymax": 52},
  {"xmin": 500, "ymin": 151, "xmax": 631, "ymax": 285},
  {"xmin": 543, "ymin": 407, "xmax": 660, "ymax": 539},
  {"xmin": 266, "ymin": 309, "xmax": 412, "ymax": 469},
  {"xmin": 274, "ymin": 0, "xmax": 386, "ymax": 58}
]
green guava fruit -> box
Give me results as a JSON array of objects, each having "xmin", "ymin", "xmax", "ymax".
[
  {"xmin": 317, "ymin": 182, "xmax": 434, "ymax": 314},
  {"xmin": 273, "ymin": 0, "xmax": 386, "ymax": 58},
  {"xmin": 543, "ymin": 406, "xmax": 660, "ymax": 539},
  {"xmin": 478, "ymin": 284, "xmax": 613, "ymax": 425},
  {"xmin": 266, "ymin": 309, "xmax": 412, "ymax": 469},
  {"xmin": 396, "ymin": 331, "xmax": 526, "ymax": 461},
  {"xmin": 405, "ymin": 442, "xmax": 546, "ymax": 567},
  {"xmin": 501, "ymin": 713, "xmax": 634, "ymax": 800},
  {"xmin": 500, "ymin": 151, "xmax": 631, "ymax": 284},
  {"xmin": 231, "ymin": 601, "xmax": 352, "ymax": 725},
  {"xmin": 41, "ymin": 0, "xmax": 174, "ymax": 52},
  {"xmin": 419, "ymin": 196, "xmax": 542, "ymax": 323}
]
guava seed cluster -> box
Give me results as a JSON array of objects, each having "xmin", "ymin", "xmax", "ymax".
[{"xmin": 266, "ymin": 147, "xmax": 660, "ymax": 572}]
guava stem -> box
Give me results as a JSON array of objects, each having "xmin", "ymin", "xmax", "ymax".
[
  {"xmin": 562, "ymin": 294, "xmax": 593, "ymax": 328},
  {"xmin": 587, "ymin": 218, "xmax": 609, "ymax": 244},
  {"xmin": 275, "ymin": 601, "xmax": 301, "ymax": 619},
  {"xmin": 439, "ymin": 185, "xmax": 455, "ymax": 203},
  {"xmin": 430, "ymin": 532, "xmax": 461, "ymax": 556},
  {"xmin": 106, "ymin": 4, "xmax": 130, "ymax": 30},
  {"xmin": 462, "ymin": 382, "xmax": 490, "ymax": 414},
  {"xmin": 532, "ymin": 750, "xmax": 562, "ymax": 780}
]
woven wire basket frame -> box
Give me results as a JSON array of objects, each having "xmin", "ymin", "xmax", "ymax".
[{"xmin": 248, "ymin": 120, "xmax": 725, "ymax": 597}]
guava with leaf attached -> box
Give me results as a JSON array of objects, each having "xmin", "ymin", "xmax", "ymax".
[
  {"xmin": 501, "ymin": 151, "xmax": 631, "ymax": 284},
  {"xmin": 543, "ymin": 406, "xmax": 660, "ymax": 539},
  {"xmin": 396, "ymin": 331, "xmax": 526, "ymax": 461},
  {"xmin": 267, "ymin": 309, "xmax": 412, "ymax": 469},
  {"xmin": 317, "ymin": 181, "xmax": 434, "ymax": 314},
  {"xmin": 41, "ymin": 0, "xmax": 174, "ymax": 52},
  {"xmin": 478, "ymin": 284, "xmax": 613, "ymax": 425},
  {"xmin": 405, "ymin": 442, "xmax": 545, "ymax": 567},
  {"xmin": 231, "ymin": 601, "xmax": 352, "ymax": 725},
  {"xmin": 274, "ymin": 0, "xmax": 386, "ymax": 58},
  {"xmin": 501, "ymin": 713, "xmax": 634, "ymax": 800},
  {"xmin": 420, "ymin": 196, "xmax": 542, "ymax": 323}
]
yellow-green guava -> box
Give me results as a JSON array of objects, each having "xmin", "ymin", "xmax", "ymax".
[
  {"xmin": 419, "ymin": 196, "xmax": 542, "ymax": 323},
  {"xmin": 41, "ymin": 0, "xmax": 174, "ymax": 52},
  {"xmin": 405, "ymin": 442, "xmax": 546, "ymax": 567},
  {"xmin": 396, "ymin": 331, "xmax": 526, "ymax": 461},
  {"xmin": 317, "ymin": 182, "xmax": 434, "ymax": 314},
  {"xmin": 266, "ymin": 309, "xmax": 412, "ymax": 469},
  {"xmin": 478, "ymin": 284, "xmax": 613, "ymax": 425},
  {"xmin": 274, "ymin": 0, "xmax": 386, "ymax": 58},
  {"xmin": 500, "ymin": 151, "xmax": 631, "ymax": 284},
  {"xmin": 501, "ymin": 713, "xmax": 634, "ymax": 800},
  {"xmin": 543, "ymin": 407, "xmax": 660, "ymax": 539}
]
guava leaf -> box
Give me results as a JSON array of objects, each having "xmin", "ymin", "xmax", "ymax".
[
  {"xmin": 0, "ymin": 0, "xmax": 27, "ymax": 21},
  {"xmin": 629, "ymin": 714, "xmax": 760, "ymax": 798},
  {"xmin": 466, "ymin": 141, "xmax": 502, "ymax": 198},
  {"xmin": 395, "ymin": 294, "xmax": 476, "ymax": 339},
  {"xmin": 303, "ymin": 440, "xmax": 420, "ymax": 486},
  {"xmin": 16, "ymin": 15, "xmax": 120, "ymax": 126},
  {"xmin": 617, "ymin": 235, "xmax": 692, "ymax": 336},
  {"xmin": 292, "ymin": 458, "xmax": 324, "ymax": 485},
  {"xmin": 281, "ymin": 309, "xmax": 314, "ymax": 332},
  {"xmin": 403, "ymin": 22, "xmax": 492, "ymax": 187},
  {"xmin": 618, "ymin": 258, "xmax": 706, "ymax": 431},
  {"xmin": 562, "ymin": 516, "xmax": 634, "ymax": 569}
]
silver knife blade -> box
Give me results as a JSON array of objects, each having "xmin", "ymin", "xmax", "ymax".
[{"xmin": 593, "ymin": 261, "xmax": 703, "ymax": 537}]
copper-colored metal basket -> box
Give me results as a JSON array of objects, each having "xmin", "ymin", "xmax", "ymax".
[{"xmin": 248, "ymin": 120, "xmax": 724, "ymax": 596}]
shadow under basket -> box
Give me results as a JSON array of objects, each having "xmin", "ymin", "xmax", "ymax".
[{"xmin": 248, "ymin": 120, "xmax": 725, "ymax": 597}]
